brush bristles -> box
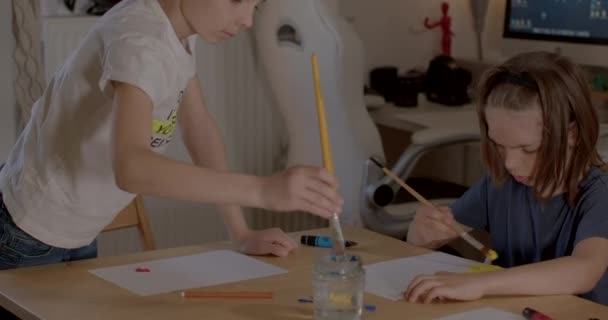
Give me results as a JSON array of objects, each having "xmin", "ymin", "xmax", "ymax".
[{"xmin": 481, "ymin": 247, "xmax": 498, "ymax": 261}]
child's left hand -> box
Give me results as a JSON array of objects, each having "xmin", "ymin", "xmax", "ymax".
[
  {"xmin": 235, "ymin": 228, "xmax": 300, "ymax": 257},
  {"xmin": 403, "ymin": 271, "xmax": 487, "ymax": 303}
]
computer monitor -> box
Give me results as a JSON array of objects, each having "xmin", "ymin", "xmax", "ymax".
[{"xmin": 500, "ymin": 0, "xmax": 608, "ymax": 67}]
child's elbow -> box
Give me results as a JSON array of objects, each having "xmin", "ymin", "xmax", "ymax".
[
  {"xmin": 573, "ymin": 278, "xmax": 601, "ymax": 295},
  {"xmin": 114, "ymin": 167, "xmax": 135, "ymax": 193},
  {"xmin": 570, "ymin": 265, "xmax": 604, "ymax": 295},
  {"xmin": 114, "ymin": 171, "xmax": 135, "ymax": 193},
  {"xmin": 113, "ymin": 156, "xmax": 140, "ymax": 193}
]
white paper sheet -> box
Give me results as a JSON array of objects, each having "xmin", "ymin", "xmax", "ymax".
[
  {"xmin": 89, "ymin": 250, "xmax": 287, "ymax": 296},
  {"xmin": 434, "ymin": 307, "xmax": 524, "ymax": 320},
  {"xmin": 364, "ymin": 252, "xmax": 487, "ymax": 301}
]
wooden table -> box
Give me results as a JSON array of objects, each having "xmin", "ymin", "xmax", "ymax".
[{"xmin": 0, "ymin": 227, "xmax": 606, "ymax": 320}]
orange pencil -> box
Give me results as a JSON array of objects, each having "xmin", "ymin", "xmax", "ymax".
[{"xmin": 180, "ymin": 291, "xmax": 273, "ymax": 299}]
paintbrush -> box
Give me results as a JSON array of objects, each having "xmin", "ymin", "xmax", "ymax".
[
  {"xmin": 311, "ymin": 53, "xmax": 346, "ymax": 256},
  {"xmin": 369, "ymin": 157, "xmax": 498, "ymax": 264}
]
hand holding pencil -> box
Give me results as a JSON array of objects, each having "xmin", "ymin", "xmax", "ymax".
[{"xmin": 408, "ymin": 205, "xmax": 463, "ymax": 249}]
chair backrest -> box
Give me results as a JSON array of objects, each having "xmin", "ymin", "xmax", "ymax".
[
  {"xmin": 254, "ymin": 0, "xmax": 384, "ymax": 226},
  {"xmin": 102, "ymin": 195, "xmax": 156, "ymax": 251}
]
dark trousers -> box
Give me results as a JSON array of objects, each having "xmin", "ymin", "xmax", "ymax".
[
  {"xmin": 0, "ymin": 163, "xmax": 17, "ymax": 319},
  {"xmin": 0, "ymin": 163, "xmax": 96, "ymax": 319}
]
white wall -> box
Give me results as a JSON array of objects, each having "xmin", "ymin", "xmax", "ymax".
[
  {"xmin": 342, "ymin": 0, "xmax": 608, "ymax": 75},
  {"xmin": 342, "ymin": 0, "xmax": 482, "ymax": 76},
  {"xmin": 0, "ymin": 1, "xmax": 16, "ymax": 160}
]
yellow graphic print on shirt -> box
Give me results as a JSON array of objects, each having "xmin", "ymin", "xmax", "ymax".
[
  {"xmin": 152, "ymin": 109, "xmax": 177, "ymax": 135},
  {"xmin": 150, "ymin": 109, "xmax": 177, "ymax": 148},
  {"xmin": 150, "ymin": 90, "xmax": 184, "ymax": 148}
]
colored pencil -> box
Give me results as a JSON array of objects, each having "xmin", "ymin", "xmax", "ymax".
[{"xmin": 180, "ymin": 291, "xmax": 273, "ymax": 299}]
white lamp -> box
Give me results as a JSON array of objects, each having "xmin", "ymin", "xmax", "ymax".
[{"xmin": 470, "ymin": 0, "xmax": 489, "ymax": 61}]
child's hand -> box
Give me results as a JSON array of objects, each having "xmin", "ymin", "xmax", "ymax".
[
  {"xmin": 406, "ymin": 205, "xmax": 460, "ymax": 249},
  {"xmin": 403, "ymin": 272, "xmax": 487, "ymax": 303},
  {"xmin": 235, "ymin": 228, "xmax": 299, "ymax": 257},
  {"xmin": 260, "ymin": 166, "xmax": 343, "ymax": 218}
]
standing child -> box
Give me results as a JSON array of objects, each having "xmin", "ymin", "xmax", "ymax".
[
  {"xmin": 0, "ymin": 0, "xmax": 343, "ymax": 269},
  {"xmin": 405, "ymin": 51, "xmax": 608, "ymax": 305}
]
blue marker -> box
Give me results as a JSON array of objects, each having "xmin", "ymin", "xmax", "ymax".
[{"xmin": 301, "ymin": 235, "xmax": 358, "ymax": 248}]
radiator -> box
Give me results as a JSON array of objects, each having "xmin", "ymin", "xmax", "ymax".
[
  {"xmin": 197, "ymin": 35, "xmax": 327, "ymax": 234},
  {"xmin": 42, "ymin": 16, "xmax": 325, "ymax": 256}
]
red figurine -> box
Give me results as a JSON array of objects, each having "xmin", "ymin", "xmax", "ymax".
[{"xmin": 424, "ymin": 2, "xmax": 454, "ymax": 57}]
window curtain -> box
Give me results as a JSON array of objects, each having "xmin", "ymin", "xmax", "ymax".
[{"xmin": 11, "ymin": 0, "xmax": 45, "ymax": 128}]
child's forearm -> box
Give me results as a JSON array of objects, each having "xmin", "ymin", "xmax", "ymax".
[
  {"xmin": 483, "ymin": 256, "xmax": 599, "ymax": 296},
  {"xmin": 114, "ymin": 147, "xmax": 264, "ymax": 215},
  {"xmin": 218, "ymin": 205, "xmax": 250, "ymax": 241},
  {"xmin": 178, "ymin": 102, "xmax": 253, "ymax": 240}
]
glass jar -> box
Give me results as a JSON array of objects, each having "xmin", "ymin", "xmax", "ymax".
[{"xmin": 312, "ymin": 253, "xmax": 365, "ymax": 320}]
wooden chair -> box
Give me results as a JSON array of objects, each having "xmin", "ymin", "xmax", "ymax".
[{"xmin": 102, "ymin": 195, "xmax": 156, "ymax": 251}]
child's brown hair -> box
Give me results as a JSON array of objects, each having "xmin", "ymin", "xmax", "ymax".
[{"xmin": 477, "ymin": 51, "xmax": 604, "ymax": 206}]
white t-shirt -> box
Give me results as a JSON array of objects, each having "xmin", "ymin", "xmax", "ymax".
[{"xmin": 0, "ymin": 0, "xmax": 196, "ymax": 248}]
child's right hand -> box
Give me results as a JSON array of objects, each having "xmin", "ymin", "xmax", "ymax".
[
  {"xmin": 406, "ymin": 205, "xmax": 460, "ymax": 249},
  {"xmin": 259, "ymin": 166, "xmax": 343, "ymax": 219}
]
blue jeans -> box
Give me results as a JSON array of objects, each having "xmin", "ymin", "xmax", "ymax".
[{"xmin": 0, "ymin": 194, "xmax": 98, "ymax": 270}]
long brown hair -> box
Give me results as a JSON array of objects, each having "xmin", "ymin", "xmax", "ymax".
[{"xmin": 477, "ymin": 51, "xmax": 604, "ymax": 206}]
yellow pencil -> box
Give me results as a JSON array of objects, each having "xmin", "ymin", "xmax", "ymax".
[{"xmin": 311, "ymin": 53, "xmax": 346, "ymax": 256}]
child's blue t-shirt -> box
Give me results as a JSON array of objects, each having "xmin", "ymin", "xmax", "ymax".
[{"xmin": 450, "ymin": 166, "xmax": 608, "ymax": 305}]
